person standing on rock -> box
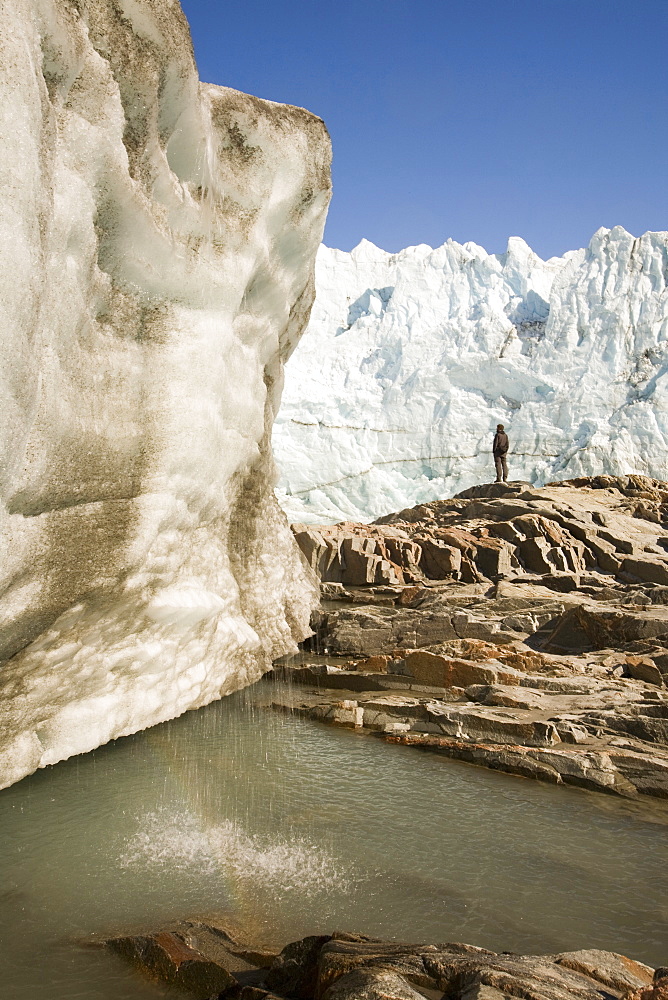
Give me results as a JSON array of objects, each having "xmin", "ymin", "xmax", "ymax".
[{"xmin": 493, "ymin": 424, "xmax": 509, "ymax": 482}]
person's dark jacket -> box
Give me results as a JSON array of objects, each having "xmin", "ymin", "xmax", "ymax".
[{"xmin": 493, "ymin": 431, "xmax": 509, "ymax": 456}]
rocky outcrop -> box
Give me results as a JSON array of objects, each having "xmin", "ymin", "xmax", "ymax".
[
  {"xmin": 283, "ymin": 480, "xmax": 668, "ymax": 798},
  {"xmin": 0, "ymin": 0, "xmax": 330, "ymax": 788},
  {"xmin": 294, "ymin": 477, "xmax": 668, "ymax": 590},
  {"xmin": 103, "ymin": 923, "xmax": 659, "ymax": 1000}
]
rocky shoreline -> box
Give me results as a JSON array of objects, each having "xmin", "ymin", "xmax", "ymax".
[
  {"xmin": 274, "ymin": 477, "xmax": 668, "ymax": 800},
  {"xmin": 94, "ymin": 478, "xmax": 668, "ymax": 1000},
  {"xmin": 102, "ymin": 922, "xmax": 667, "ymax": 1000}
]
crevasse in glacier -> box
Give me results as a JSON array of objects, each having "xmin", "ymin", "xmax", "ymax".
[
  {"xmin": 0, "ymin": 0, "xmax": 331, "ymax": 787},
  {"xmin": 274, "ymin": 228, "xmax": 668, "ymax": 523}
]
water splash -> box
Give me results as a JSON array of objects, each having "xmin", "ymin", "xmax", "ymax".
[{"xmin": 118, "ymin": 809, "xmax": 352, "ymax": 898}]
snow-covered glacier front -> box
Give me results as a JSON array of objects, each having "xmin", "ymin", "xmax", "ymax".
[
  {"xmin": 274, "ymin": 228, "xmax": 668, "ymax": 523},
  {"xmin": 0, "ymin": 0, "xmax": 330, "ymax": 787}
]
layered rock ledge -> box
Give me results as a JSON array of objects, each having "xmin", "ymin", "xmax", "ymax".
[
  {"xmin": 280, "ymin": 477, "xmax": 668, "ymax": 799},
  {"xmin": 101, "ymin": 922, "xmax": 666, "ymax": 1000}
]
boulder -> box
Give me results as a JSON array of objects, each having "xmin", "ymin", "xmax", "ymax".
[
  {"xmin": 340, "ymin": 537, "xmax": 402, "ymax": 586},
  {"xmin": 472, "ymin": 538, "xmax": 514, "ymax": 579},
  {"xmin": 312, "ymin": 934, "xmax": 653, "ymax": 1000},
  {"xmin": 107, "ymin": 931, "xmax": 236, "ymax": 998},
  {"xmin": 265, "ymin": 935, "xmax": 332, "ymax": 999},
  {"xmin": 626, "ymin": 657, "xmax": 665, "ymax": 686}
]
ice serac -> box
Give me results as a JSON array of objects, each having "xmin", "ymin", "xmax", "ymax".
[
  {"xmin": 274, "ymin": 228, "xmax": 668, "ymax": 523},
  {"xmin": 0, "ymin": 0, "xmax": 331, "ymax": 787}
]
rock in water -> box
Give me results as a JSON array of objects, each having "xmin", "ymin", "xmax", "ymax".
[
  {"xmin": 106, "ymin": 925, "xmax": 657, "ymax": 1000},
  {"xmin": 0, "ymin": 0, "xmax": 331, "ymax": 787}
]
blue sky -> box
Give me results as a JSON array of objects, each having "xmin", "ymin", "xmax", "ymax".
[{"xmin": 180, "ymin": 0, "xmax": 667, "ymax": 259}]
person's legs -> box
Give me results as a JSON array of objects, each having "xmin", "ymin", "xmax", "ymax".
[
  {"xmin": 501, "ymin": 455, "xmax": 508, "ymax": 482},
  {"xmin": 494, "ymin": 455, "xmax": 503, "ymax": 482}
]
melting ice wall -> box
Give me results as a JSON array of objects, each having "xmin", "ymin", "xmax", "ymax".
[
  {"xmin": 0, "ymin": 0, "xmax": 331, "ymax": 787},
  {"xmin": 274, "ymin": 229, "xmax": 668, "ymax": 522}
]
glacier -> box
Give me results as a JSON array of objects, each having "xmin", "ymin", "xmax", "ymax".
[
  {"xmin": 274, "ymin": 227, "xmax": 668, "ymax": 523},
  {"xmin": 0, "ymin": 0, "xmax": 330, "ymax": 787}
]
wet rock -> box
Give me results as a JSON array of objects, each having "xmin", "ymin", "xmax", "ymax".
[
  {"xmin": 385, "ymin": 733, "xmax": 668, "ymax": 797},
  {"xmin": 107, "ymin": 930, "xmax": 236, "ymax": 997},
  {"xmin": 265, "ymin": 935, "xmax": 332, "ymax": 999},
  {"xmin": 215, "ymin": 988, "xmax": 275, "ymax": 1000},
  {"xmin": 106, "ymin": 922, "xmax": 279, "ymax": 999},
  {"xmin": 181, "ymin": 924, "xmax": 276, "ymax": 972},
  {"xmin": 625, "ymin": 981, "xmax": 668, "ymax": 1000},
  {"xmin": 118, "ymin": 926, "xmax": 657, "ymax": 1000},
  {"xmin": 609, "ymin": 751, "xmax": 668, "ymax": 797},
  {"xmin": 316, "ymin": 935, "xmax": 452, "ymax": 996}
]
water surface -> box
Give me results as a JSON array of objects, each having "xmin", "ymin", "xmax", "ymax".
[{"xmin": 0, "ymin": 677, "xmax": 666, "ymax": 999}]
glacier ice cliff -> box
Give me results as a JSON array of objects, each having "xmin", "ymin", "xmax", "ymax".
[
  {"xmin": 274, "ymin": 228, "xmax": 668, "ymax": 523},
  {"xmin": 0, "ymin": 0, "xmax": 331, "ymax": 787}
]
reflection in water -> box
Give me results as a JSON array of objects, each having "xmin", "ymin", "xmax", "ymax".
[{"xmin": 0, "ymin": 675, "xmax": 667, "ymax": 1000}]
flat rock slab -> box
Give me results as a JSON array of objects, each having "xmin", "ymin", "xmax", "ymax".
[
  {"xmin": 269, "ymin": 651, "xmax": 668, "ymax": 798},
  {"xmin": 385, "ymin": 734, "xmax": 668, "ymax": 799}
]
